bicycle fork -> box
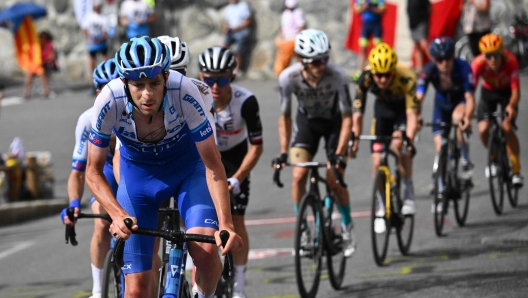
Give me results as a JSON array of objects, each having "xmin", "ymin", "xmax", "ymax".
[{"xmin": 379, "ymin": 166, "xmax": 392, "ymax": 219}]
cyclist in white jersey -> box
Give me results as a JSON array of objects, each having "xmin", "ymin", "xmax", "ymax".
[
  {"xmin": 273, "ymin": 29, "xmax": 357, "ymax": 257},
  {"xmin": 198, "ymin": 46, "xmax": 263, "ymax": 298},
  {"xmin": 86, "ymin": 36, "xmax": 242, "ymax": 298},
  {"xmin": 60, "ymin": 58, "xmax": 119, "ymax": 298}
]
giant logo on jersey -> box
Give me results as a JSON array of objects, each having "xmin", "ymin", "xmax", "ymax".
[
  {"xmin": 182, "ymin": 94, "xmax": 205, "ymax": 117},
  {"xmin": 77, "ymin": 127, "xmax": 90, "ymax": 155},
  {"xmin": 96, "ymin": 101, "xmax": 112, "ymax": 131}
]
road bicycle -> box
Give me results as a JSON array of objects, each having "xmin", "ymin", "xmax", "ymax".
[
  {"xmin": 487, "ymin": 111, "xmax": 520, "ymax": 215},
  {"xmin": 64, "ymin": 208, "xmax": 123, "ymax": 298},
  {"xmin": 349, "ymin": 134, "xmax": 414, "ymax": 266},
  {"xmin": 112, "ymin": 218, "xmax": 233, "ymax": 298},
  {"xmin": 273, "ymin": 160, "xmax": 348, "ymax": 298},
  {"xmin": 425, "ymin": 122, "xmax": 473, "ymax": 236}
]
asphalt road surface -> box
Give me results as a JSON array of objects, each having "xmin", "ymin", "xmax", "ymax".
[{"xmin": 0, "ymin": 72, "xmax": 527, "ymax": 298}]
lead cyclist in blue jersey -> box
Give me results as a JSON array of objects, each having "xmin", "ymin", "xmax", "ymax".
[{"xmin": 86, "ymin": 36, "xmax": 242, "ymax": 298}]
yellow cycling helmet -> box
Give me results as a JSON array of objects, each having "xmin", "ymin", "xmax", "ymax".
[
  {"xmin": 479, "ymin": 33, "xmax": 503, "ymax": 54},
  {"xmin": 368, "ymin": 43, "xmax": 398, "ymax": 74}
]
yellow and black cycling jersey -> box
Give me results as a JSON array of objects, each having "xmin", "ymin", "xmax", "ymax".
[{"xmin": 353, "ymin": 64, "xmax": 419, "ymax": 114}]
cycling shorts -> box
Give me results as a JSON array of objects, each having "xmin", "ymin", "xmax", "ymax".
[
  {"xmin": 370, "ymin": 99, "xmax": 406, "ymax": 153},
  {"xmin": 432, "ymin": 96, "xmax": 466, "ymax": 136},
  {"xmin": 477, "ymin": 88, "xmax": 516, "ymax": 123},
  {"xmin": 119, "ymin": 155, "xmax": 218, "ymax": 274},
  {"xmin": 291, "ymin": 112, "xmax": 342, "ymax": 159},
  {"xmin": 90, "ymin": 162, "xmax": 118, "ymax": 205}
]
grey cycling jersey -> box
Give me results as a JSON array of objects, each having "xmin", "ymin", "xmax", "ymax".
[{"xmin": 278, "ymin": 62, "xmax": 352, "ymax": 120}]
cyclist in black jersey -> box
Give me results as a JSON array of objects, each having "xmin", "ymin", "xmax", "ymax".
[
  {"xmin": 199, "ymin": 46, "xmax": 263, "ymax": 298},
  {"xmin": 274, "ymin": 29, "xmax": 356, "ymax": 258},
  {"xmin": 351, "ymin": 43, "xmax": 419, "ymax": 229}
]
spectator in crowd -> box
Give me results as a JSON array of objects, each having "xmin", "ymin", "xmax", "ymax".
[
  {"xmin": 352, "ymin": 0, "xmax": 386, "ymax": 81},
  {"xmin": 462, "ymin": 0, "xmax": 491, "ymax": 58},
  {"xmin": 119, "ymin": 0, "xmax": 156, "ymax": 39},
  {"xmin": 23, "ymin": 31, "xmax": 56, "ymax": 99},
  {"xmin": 82, "ymin": 0, "xmax": 109, "ymax": 87},
  {"xmin": 222, "ymin": 0, "xmax": 253, "ymax": 75},
  {"xmin": 407, "ymin": 0, "xmax": 431, "ymax": 73},
  {"xmin": 273, "ymin": 0, "xmax": 306, "ymax": 77}
]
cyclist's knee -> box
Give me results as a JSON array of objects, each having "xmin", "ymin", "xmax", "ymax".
[
  {"xmin": 93, "ymin": 219, "xmax": 110, "ymax": 239},
  {"xmin": 125, "ymin": 272, "xmax": 151, "ymax": 297},
  {"xmin": 502, "ymin": 120, "xmax": 514, "ymax": 134}
]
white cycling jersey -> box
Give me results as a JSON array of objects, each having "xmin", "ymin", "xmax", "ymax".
[
  {"xmin": 190, "ymin": 77, "xmax": 216, "ymax": 140},
  {"xmin": 72, "ymin": 107, "xmax": 113, "ymax": 171},
  {"xmin": 89, "ymin": 70, "xmax": 214, "ymax": 165}
]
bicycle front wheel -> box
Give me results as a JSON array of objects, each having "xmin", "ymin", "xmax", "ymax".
[
  {"xmin": 454, "ymin": 178, "xmax": 471, "ymax": 226},
  {"xmin": 102, "ymin": 249, "xmax": 124, "ymax": 298},
  {"xmin": 488, "ymin": 136, "xmax": 504, "ymax": 215},
  {"xmin": 371, "ymin": 169, "xmax": 390, "ymax": 266},
  {"xmin": 323, "ymin": 197, "xmax": 346, "ymax": 290},
  {"xmin": 433, "ymin": 151, "xmax": 447, "ymax": 237},
  {"xmin": 294, "ymin": 193, "xmax": 323, "ymax": 298}
]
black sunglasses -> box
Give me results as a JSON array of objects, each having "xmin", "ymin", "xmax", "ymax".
[
  {"xmin": 203, "ymin": 76, "xmax": 231, "ymax": 87},
  {"xmin": 434, "ymin": 55, "xmax": 453, "ymax": 63},
  {"xmin": 484, "ymin": 52, "xmax": 502, "ymax": 59},
  {"xmin": 302, "ymin": 56, "xmax": 329, "ymax": 66},
  {"xmin": 374, "ymin": 72, "xmax": 393, "ymax": 79}
]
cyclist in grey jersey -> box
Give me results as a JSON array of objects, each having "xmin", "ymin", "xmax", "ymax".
[{"xmin": 274, "ymin": 29, "xmax": 356, "ymax": 258}]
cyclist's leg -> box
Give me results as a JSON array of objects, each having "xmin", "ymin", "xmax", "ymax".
[
  {"xmin": 178, "ymin": 162, "xmax": 222, "ymax": 297},
  {"xmin": 230, "ymin": 179, "xmax": 250, "ymax": 296},
  {"xmin": 290, "ymin": 113, "xmax": 319, "ymax": 212},
  {"xmin": 499, "ymin": 90, "xmax": 521, "ymax": 176},
  {"xmin": 477, "ymin": 88, "xmax": 497, "ymax": 148}
]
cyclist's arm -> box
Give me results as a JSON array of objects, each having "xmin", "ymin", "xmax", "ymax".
[
  {"xmin": 462, "ymin": 61, "xmax": 476, "ymax": 125},
  {"xmin": 278, "ymin": 116, "xmax": 291, "ymax": 155},
  {"xmin": 113, "ymin": 138, "xmax": 121, "ymax": 184},
  {"xmin": 509, "ymin": 88, "xmax": 520, "ymax": 110},
  {"xmin": 464, "ymin": 92, "xmax": 476, "ymax": 122},
  {"xmin": 337, "ymin": 113, "xmax": 353, "ymax": 156},
  {"xmin": 232, "ymin": 96, "xmax": 263, "ymax": 182},
  {"xmin": 405, "ymin": 73, "xmax": 420, "ymax": 140},
  {"xmin": 351, "ymin": 72, "xmax": 369, "ymax": 148},
  {"xmin": 278, "ymin": 73, "xmax": 293, "ymax": 155},
  {"xmin": 508, "ymin": 60, "xmax": 521, "ymax": 110}
]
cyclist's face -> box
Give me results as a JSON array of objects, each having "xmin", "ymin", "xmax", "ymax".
[
  {"xmin": 200, "ymin": 72, "xmax": 233, "ymax": 103},
  {"xmin": 302, "ymin": 56, "xmax": 329, "ymax": 79},
  {"xmin": 485, "ymin": 52, "xmax": 503, "ymax": 71},
  {"xmin": 434, "ymin": 57, "xmax": 453, "ymax": 73},
  {"xmin": 126, "ymin": 72, "xmax": 168, "ymax": 116},
  {"xmin": 372, "ymin": 72, "xmax": 394, "ymax": 89}
]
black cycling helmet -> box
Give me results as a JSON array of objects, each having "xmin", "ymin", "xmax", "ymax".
[
  {"xmin": 429, "ymin": 36, "xmax": 455, "ymax": 60},
  {"xmin": 198, "ymin": 46, "xmax": 237, "ymax": 73}
]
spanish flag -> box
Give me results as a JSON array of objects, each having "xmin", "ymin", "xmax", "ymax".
[{"xmin": 14, "ymin": 16, "xmax": 43, "ymax": 75}]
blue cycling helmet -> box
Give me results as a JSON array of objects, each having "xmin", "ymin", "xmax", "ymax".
[
  {"xmin": 115, "ymin": 36, "xmax": 171, "ymax": 81},
  {"xmin": 429, "ymin": 36, "xmax": 455, "ymax": 60},
  {"xmin": 93, "ymin": 58, "xmax": 119, "ymax": 89}
]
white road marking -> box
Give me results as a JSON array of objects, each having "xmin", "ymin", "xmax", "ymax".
[
  {"xmin": 0, "ymin": 241, "xmax": 33, "ymax": 260},
  {"xmin": 1, "ymin": 96, "xmax": 24, "ymax": 107}
]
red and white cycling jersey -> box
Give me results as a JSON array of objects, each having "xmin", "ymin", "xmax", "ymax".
[{"xmin": 471, "ymin": 49, "xmax": 520, "ymax": 91}]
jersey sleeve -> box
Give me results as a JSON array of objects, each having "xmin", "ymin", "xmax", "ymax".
[
  {"xmin": 71, "ymin": 110, "xmax": 92, "ymax": 172},
  {"xmin": 352, "ymin": 70, "xmax": 371, "ymax": 114},
  {"xmin": 460, "ymin": 60, "xmax": 475, "ymax": 94},
  {"xmin": 416, "ymin": 61, "xmax": 434, "ymax": 95},
  {"xmin": 471, "ymin": 56, "xmax": 484, "ymax": 87},
  {"xmin": 404, "ymin": 71, "xmax": 419, "ymax": 112},
  {"xmin": 180, "ymin": 78, "xmax": 213, "ymax": 142},
  {"xmin": 337, "ymin": 69, "xmax": 353, "ymax": 115},
  {"xmin": 241, "ymin": 96, "xmax": 263, "ymax": 145},
  {"xmin": 278, "ymin": 71, "xmax": 293, "ymax": 117},
  {"xmin": 89, "ymin": 86, "xmax": 118, "ymax": 148},
  {"xmin": 508, "ymin": 56, "xmax": 520, "ymax": 90}
]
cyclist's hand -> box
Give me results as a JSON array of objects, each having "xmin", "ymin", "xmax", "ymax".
[
  {"xmin": 460, "ymin": 117, "xmax": 472, "ymax": 133},
  {"xmin": 215, "ymin": 228, "xmax": 242, "ymax": 256},
  {"xmin": 110, "ymin": 215, "xmax": 137, "ymax": 240},
  {"xmin": 348, "ymin": 142, "xmax": 358, "ymax": 158},
  {"xmin": 60, "ymin": 199, "xmax": 80, "ymax": 226},
  {"xmin": 271, "ymin": 153, "xmax": 288, "ymax": 169},
  {"xmin": 505, "ymin": 105, "xmax": 517, "ymax": 122},
  {"xmin": 227, "ymin": 177, "xmax": 241, "ymax": 196},
  {"xmin": 329, "ymin": 154, "xmax": 347, "ymax": 169}
]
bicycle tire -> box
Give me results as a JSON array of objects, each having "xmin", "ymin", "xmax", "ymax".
[
  {"xmin": 501, "ymin": 147, "xmax": 517, "ymax": 208},
  {"xmin": 433, "ymin": 149, "xmax": 447, "ymax": 237},
  {"xmin": 392, "ymin": 171, "xmax": 413, "ymax": 255},
  {"xmin": 101, "ymin": 249, "xmax": 124, "ymax": 298},
  {"xmin": 509, "ymin": 186, "xmax": 520, "ymax": 208},
  {"xmin": 371, "ymin": 169, "xmax": 390, "ymax": 266},
  {"xmin": 454, "ymin": 179, "xmax": 471, "ymax": 226},
  {"xmin": 323, "ymin": 196, "xmax": 346, "ymax": 290},
  {"xmin": 488, "ymin": 135, "xmax": 504, "ymax": 215},
  {"xmin": 214, "ymin": 274, "xmax": 234, "ymax": 298},
  {"xmin": 294, "ymin": 193, "xmax": 322, "ymax": 298}
]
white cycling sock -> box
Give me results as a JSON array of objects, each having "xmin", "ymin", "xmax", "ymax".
[
  {"xmin": 234, "ymin": 264, "xmax": 246, "ymax": 294},
  {"xmin": 460, "ymin": 143, "xmax": 469, "ymax": 163},
  {"xmin": 91, "ymin": 263, "xmax": 103, "ymax": 294},
  {"xmin": 197, "ymin": 290, "xmax": 214, "ymax": 298}
]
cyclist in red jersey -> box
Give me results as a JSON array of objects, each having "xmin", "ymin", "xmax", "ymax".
[{"xmin": 471, "ymin": 33, "xmax": 523, "ymax": 187}]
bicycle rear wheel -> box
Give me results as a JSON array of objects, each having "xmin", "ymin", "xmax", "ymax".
[
  {"xmin": 102, "ymin": 249, "xmax": 124, "ymax": 298},
  {"xmin": 433, "ymin": 151, "xmax": 447, "ymax": 237},
  {"xmin": 501, "ymin": 149, "xmax": 517, "ymax": 208},
  {"xmin": 488, "ymin": 136, "xmax": 504, "ymax": 215},
  {"xmin": 454, "ymin": 178, "xmax": 471, "ymax": 226},
  {"xmin": 323, "ymin": 197, "xmax": 346, "ymax": 290},
  {"xmin": 294, "ymin": 193, "xmax": 322, "ymax": 298},
  {"xmin": 371, "ymin": 169, "xmax": 390, "ymax": 266},
  {"xmin": 392, "ymin": 172, "xmax": 414, "ymax": 255}
]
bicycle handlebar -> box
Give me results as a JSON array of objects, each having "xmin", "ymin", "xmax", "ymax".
[
  {"xmin": 112, "ymin": 218, "xmax": 234, "ymax": 281},
  {"xmin": 348, "ymin": 133, "xmax": 415, "ymax": 157},
  {"xmin": 65, "ymin": 208, "xmax": 111, "ymax": 246},
  {"xmin": 272, "ymin": 161, "xmax": 347, "ymax": 188}
]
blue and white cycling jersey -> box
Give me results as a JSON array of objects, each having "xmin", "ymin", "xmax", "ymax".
[
  {"xmin": 89, "ymin": 70, "xmax": 214, "ymax": 165},
  {"xmin": 72, "ymin": 107, "xmax": 118, "ymax": 204}
]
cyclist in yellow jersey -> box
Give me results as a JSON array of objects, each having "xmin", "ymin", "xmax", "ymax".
[{"xmin": 351, "ymin": 43, "xmax": 419, "ymax": 233}]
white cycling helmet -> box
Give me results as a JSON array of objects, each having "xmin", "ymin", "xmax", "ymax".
[
  {"xmin": 294, "ymin": 29, "xmax": 331, "ymax": 59},
  {"xmin": 198, "ymin": 46, "xmax": 237, "ymax": 73},
  {"xmin": 157, "ymin": 35, "xmax": 190, "ymax": 70}
]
